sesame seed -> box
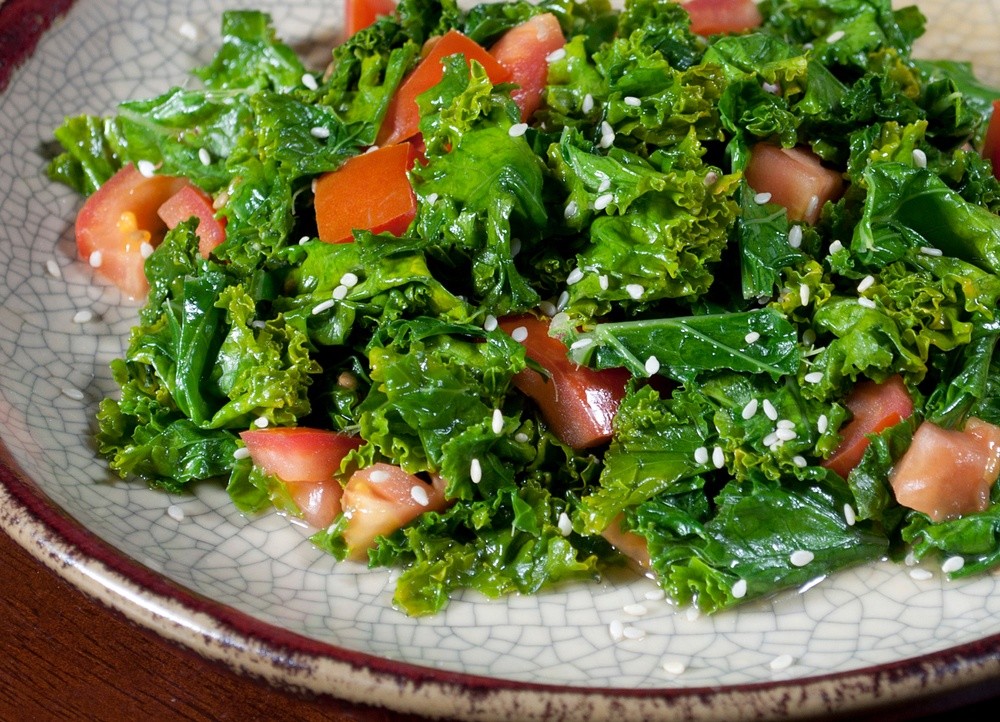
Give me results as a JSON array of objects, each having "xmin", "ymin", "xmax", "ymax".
[
  {"xmin": 829, "ymin": 239, "xmax": 844, "ymax": 254},
  {"xmin": 566, "ymin": 267, "xmax": 585, "ymax": 285},
  {"xmin": 763, "ymin": 431, "xmax": 779, "ymax": 447},
  {"xmin": 598, "ymin": 275, "xmax": 609, "ymax": 290},
  {"xmin": 166, "ymin": 504, "xmax": 185, "ymax": 522},
  {"xmin": 340, "ymin": 272, "xmax": 359, "ymax": 288},
  {"xmin": 704, "ymin": 171, "xmax": 719, "ymax": 186},
  {"xmin": 62, "ymin": 387, "xmax": 85, "ymax": 401},
  {"xmin": 73, "ymin": 309, "xmax": 93, "ymax": 324},
  {"xmin": 557, "ymin": 512, "xmax": 573, "ymax": 536},
  {"xmin": 762, "ymin": 81, "xmax": 781, "ymax": 95},
  {"xmin": 298, "ymin": 235, "xmax": 310, "ymax": 245},
  {"xmin": 598, "ymin": 121, "xmax": 615, "ymax": 149},
  {"xmin": 817, "ymin": 415, "xmax": 829, "ymax": 434},
  {"xmin": 410, "ymin": 485, "xmax": 430, "ymax": 506},
  {"xmin": 597, "ymin": 177, "xmax": 611, "ymax": 193},
  {"xmin": 941, "ymin": 556, "xmax": 964, "ymax": 573},
  {"xmin": 920, "ymin": 246, "xmax": 943, "ymax": 257},
  {"xmin": 912, "ymin": 148, "xmax": 927, "ymax": 168},
  {"xmin": 609, "ymin": 619, "xmax": 625, "ymax": 641},
  {"xmin": 198, "ymin": 147, "xmax": 212, "ymax": 165},
  {"xmin": 858, "ymin": 297, "xmax": 877, "ymax": 309},
  {"xmin": 89, "ymin": 251, "xmax": 103, "ymax": 268},
  {"xmin": 623, "ymin": 96, "xmax": 641, "ymax": 107},
  {"xmin": 508, "ymin": 122, "xmax": 528, "ymax": 137},
  {"xmin": 805, "ymin": 195, "xmax": 820, "ymax": 220},
  {"xmin": 564, "ymin": 200, "xmax": 579, "ymax": 219},
  {"xmin": 369, "ymin": 469, "xmax": 390, "ymax": 483},
  {"xmin": 904, "ymin": 551, "xmax": 918, "ymax": 566},
  {"xmin": 515, "ymin": 432, "xmax": 530, "ymax": 443},
  {"xmin": 310, "ymin": 126, "xmax": 330, "ymax": 139},
  {"xmin": 770, "ymin": 654, "xmax": 795, "ymax": 671},
  {"xmin": 909, "ymin": 568, "xmax": 933, "ymax": 581},
  {"xmin": 140, "ymin": 242, "xmax": 154, "ymax": 258},
  {"xmin": 694, "ymin": 446, "xmax": 709, "ymax": 465},
  {"xmin": 776, "ymin": 419, "xmax": 796, "ymax": 430},
  {"xmin": 625, "ymin": 283, "xmax": 644, "ymax": 300},
  {"xmin": 645, "ymin": 588, "xmax": 666, "ymax": 601},
  {"xmin": 177, "ymin": 21, "xmax": 199, "ymax": 40},
  {"xmin": 539, "ymin": 301, "xmax": 557, "ymax": 316},
  {"xmin": 662, "ymin": 660, "xmax": 687, "ymax": 675},
  {"xmin": 425, "ymin": 192, "xmax": 438, "ymax": 205},
  {"xmin": 46, "ymin": 259, "xmax": 61, "ymax": 278},
  {"xmin": 857, "ymin": 275, "xmax": 875, "ymax": 293},
  {"xmin": 741, "ymin": 399, "xmax": 759, "ymax": 419},
  {"xmin": 799, "ymin": 283, "xmax": 810, "ymax": 306},
  {"xmin": 804, "ymin": 371, "xmax": 823, "ymax": 384},
  {"xmin": 763, "ymin": 399, "xmax": 778, "ymax": 421},
  {"xmin": 775, "ymin": 428, "xmax": 797, "ymax": 441},
  {"xmin": 843, "ymin": 503, "xmax": 856, "ymax": 526},
  {"xmin": 311, "ymin": 299, "xmax": 336, "ymax": 315},
  {"xmin": 511, "ymin": 326, "xmax": 528, "ymax": 343},
  {"xmin": 745, "ymin": 331, "xmax": 760, "ymax": 344},
  {"xmin": 483, "ymin": 314, "xmax": 498, "ymax": 332},
  {"xmin": 623, "ymin": 603, "xmax": 647, "ymax": 616},
  {"xmin": 826, "ymin": 30, "xmax": 845, "ymax": 43},
  {"xmin": 712, "ymin": 446, "xmax": 725, "ymax": 469},
  {"xmin": 788, "ymin": 225, "xmax": 803, "ymax": 249},
  {"xmin": 365, "ymin": 144, "xmax": 381, "ymax": 154},
  {"xmin": 233, "ymin": 447, "xmax": 251, "ymax": 460},
  {"xmin": 731, "ymin": 579, "xmax": 748, "ymax": 599},
  {"xmin": 571, "ymin": 337, "xmax": 593, "ymax": 350},
  {"xmin": 301, "ymin": 73, "xmax": 318, "ymax": 90},
  {"xmin": 790, "ymin": 550, "xmax": 814, "ymax": 567},
  {"xmin": 332, "ymin": 284, "xmax": 349, "ymax": 300},
  {"xmin": 137, "ymin": 160, "xmax": 157, "ymax": 178},
  {"xmin": 253, "ymin": 416, "xmax": 269, "ymax": 428},
  {"xmin": 644, "ymin": 355, "xmax": 660, "ymax": 376},
  {"xmin": 582, "ymin": 93, "xmax": 595, "ymax": 114},
  {"xmin": 622, "ymin": 626, "xmax": 645, "ymax": 641},
  {"xmin": 754, "ymin": 191, "xmax": 772, "ymax": 204},
  {"xmin": 792, "ymin": 455, "xmax": 807, "ymax": 468},
  {"xmin": 594, "ymin": 193, "xmax": 614, "ymax": 211},
  {"xmin": 546, "ymin": 47, "xmax": 566, "ymax": 63},
  {"xmin": 556, "ymin": 291, "xmax": 570, "ymax": 311}
]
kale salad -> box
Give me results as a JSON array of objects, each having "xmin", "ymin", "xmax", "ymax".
[{"xmin": 47, "ymin": 0, "xmax": 1000, "ymax": 616}]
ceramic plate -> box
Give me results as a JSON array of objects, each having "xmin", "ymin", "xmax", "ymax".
[{"xmin": 2, "ymin": 1, "xmax": 999, "ymax": 719}]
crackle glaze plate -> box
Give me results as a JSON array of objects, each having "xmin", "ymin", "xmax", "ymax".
[{"xmin": 1, "ymin": 1, "xmax": 999, "ymax": 720}]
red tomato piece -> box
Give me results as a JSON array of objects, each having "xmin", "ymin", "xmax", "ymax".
[
  {"xmin": 376, "ymin": 30, "xmax": 511, "ymax": 147},
  {"xmin": 890, "ymin": 417, "xmax": 1000, "ymax": 522},
  {"xmin": 981, "ymin": 99, "xmax": 1000, "ymax": 181},
  {"xmin": 744, "ymin": 143, "xmax": 845, "ymax": 224},
  {"xmin": 601, "ymin": 513, "xmax": 650, "ymax": 571},
  {"xmin": 314, "ymin": 142, "xmax": 419, "ymax": 243},
  {"xmin": 683, "ymin": 0, "xmax": 763, "ymax": 36},
  {"xmin": 284, "ymin": 479, "xmax": 344, "ymax": 529},
  {"xmin": 822, "ymin": 375, "xmax": 913, "ymax": 479},
  {"xmin": 345, "ymin": 0, "xmax": 396, "ymax": 37},
  {"xmin": 489, "ymin": 13, "xmax": 566, "ymax": 121},
  {"xmin": 340, "ymin": 463, "xmax": 449, "ymax": 560},
  {"xmin": 239, "ymin": 427, "xmax": 363, "ymax": 482},
  {"xmin": 499, "ymin": 314, "xmax": 629, "ymax": 450},
  {"xmin": 74, "ymin": 164, "xmax": 188, "ymax": 300},
  {"xmin": 156, "ymin": 184, "xmax": 226, "ymax": 259}
]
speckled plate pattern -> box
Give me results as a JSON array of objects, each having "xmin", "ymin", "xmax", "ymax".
[{"xmin": 2, "ymin": 1, "xmax": 1000, "ymax": 720}]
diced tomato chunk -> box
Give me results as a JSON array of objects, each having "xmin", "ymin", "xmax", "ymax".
[
  {"xmin": 376, "ymin": 30, "xmax": 511, "ymax": 147},
  {"xmin": 744, "ymin": 143, "xmax": 845, "ymax": 224},
  {"xmin": 74, "ymin": 164, "xmax": 188, "ymax": 300},
  {"xmin": 346, "ymin": 0, "xmax": 396, "ymax": 37},
  {"xmin": 683, "ymin": 0, "xmax": 763, "ymax": 36},
  {"xmin": 822, "ymin": 375, "xmax": 913, "ymax": 479},
  {"xmin": 239, "ymin": 427, "xmax": 363, "ymax": 482},
  {"xmin": 157, "ymin": 184, "xmax": 226, "ymax": 258},
  {"xmin": 890, "ymin": 417, "xmax": 1000, "ymax": 522},
  {"xmin": 314, "ymin": 142, "xmax": 419, "ymax": 243},
  {"xmin": 489, "ymin": 13, "xmax": 566, "ymax": 121},
  {"xmin": 498, "ymin": 314, "xmax": 629, "ymax": 450},
  {"xmin": 340, "ymin": 463, "xmax": 449, "ymax": 560},
  {"xmin": 284, "ymin": 479, "xmax": 344, "ymax": 529},
  {"xmin": 602, "ymin": 513, "xmax": 650, "ymax": 570},
  {"xmin": 981, "ymin": 99, "xmax": 1000, "ymax": 181}
]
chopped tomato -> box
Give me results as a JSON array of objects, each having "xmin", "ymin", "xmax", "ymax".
[
  {"xmin": 314, "ymin": 142, "xmax": 419, "ymax": 243},
  {"xmin": 683, "ymin": 0, "xmax": 763, "ymax": 36},
  {"xmin": 346, "ymin": 0, "xmax": 396, "ymax": 37},
  {"xmin": 239, "ymin": 427, "xmax": 362, "ymax": 483},
  {"xmin": 74, "ymin": 164, "xmax": 188, "ymax": 300},
  {"xmin": 602, "ymin": 513, "xmax": 650, "ymax": 570},
  {"xmin": 981, "ymin": 99, "xmax": 1000, "ymax": 181},
  {"xmin": 744, "ymin": 143, "xmax": 845, "ymax": 224},
  {"xmin": 340, "ymin": 463, "xmax": 449, "ymax": 560},
  {"xmin": 284, "ymin": 479, "xmax": 344, "ymax": 529},
  {"xmin": 376, "ymin": 30, "xmax": 511, "ymax": 147},
  {"xmin": 488, "ymin": 13, "xmax": 566, "ymax": 121},
  {"xmin": 890, "ymin": 417, "xmax": 1000, "ymax": 522},
  {"xmin": 499, "ymin": 314, "xmax": 629, "ymax": 450},
  {"xmin": 822, "ymin": 375, "xmax": 913, "ymax": 479},
  {"xmin": 156, "ymin": 184, "xmax": 226, "ymax": 259}
]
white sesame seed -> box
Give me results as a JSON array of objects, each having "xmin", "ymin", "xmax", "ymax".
[
  {"xmin": 805, "ymin": 195, "xmax": 820, "ymax": 220},
  {"xmin": 623, "ymin": 96, "xmax": 641, "ymax": 107},
  {"xmin": 762, "ymin": 81, "xmax": 781, "ymax": 95},
  {"xmin": 763, "ymin": 399, "xmax": 778, "ymax": 421},
  {"xmin": 644, "ymin": 355, "xmax": 660, "ymax": 376},
  {"xmin": 332, "ymin": 284, "xmax": 349, "ymax": 300},
  {"xmin": 425, "ymin": 192, "xmax": 439, "ymax": 205},
  {"xmin": 483, "ymin": 314, "xmax": 498, "ymax": 332},
  {"xmin": 826, "ymin": 30, "xmax": 845, "ymax": 43},
  {"xmin": 46, "ymin": 259, "xmax": 62, "ymax": 278},
  {"xmin": 140, "ymin": 242, "xmax": 155, "ymax": 258},
  {"xmin": 488, "ymin": 409, "xmax": 504, "ymax": 435},
  {"xmin": 89, "ymin": 251, "xmax": 103, "ymax": 268},
  {"xmin": 829, "ymin": 239, "xmax": 844, "ymax": 254},
  {"xmin": 508, "ymin": 122, "xmax": 528, "ymax": 137},
  {"xmin": 792, "ymin": 455, "xmax": 808, "ymax": 468},
  {"xmin": 198, "ymin": 147, "xmax": 212, "ymax": 165},
  {"xmin": 546, "ymin": 47, "xmax": 566, "ymax": 63},
  {"xmin": 622, "ymin": 626, "xmax": 645, "ymax": 640},
  {"xmin": 742, "ymin": 399, "xmax": 759, "ymax": 419},
  {"xmin": 570, "ymin": 338, "xmax": 593, "ymax": 351},
  {"xmin": 253, "ymin": 416, "xmax": 269, "ymax": 429},
  {"xmin": 369, "ymin": 469, "xmax": 390, "ymax": 483},
  {"xmin": 788, "ymin": 225, "xmax": 803, "ymax": 249},
  {"xmin": 912, "ymin": 148, "xmax": 927, "ymax": 168},
  {"xmin": 301, "ymin": 72, "xmax": 318, "ymax": 90},
  {"xmin": 942, "ymin": 556, "xmax": 965, "ymax": 574},
  {"xmin": 817, "ymin": 415, "xmax": 829, "ymax": 434},
  {"xmin": 858, "ymin": 297, "xmax": 877, "ymax": 309},
  {"xmin": 166, "ymin": 504, "xmax": 185, "ymax": 522},
  {"xmin": 177, "ymin": 21, "xmax": 199, "ymax": 41},
  {"xmin": 556, "ymin": 291, "xmax": 570, "ymax": 311},
  {"xmin": 770, "ymin": 654, "xmax": 795, "ymax": 671},
  {"xmin": 799, "ymin": 283, "xmax": 810, "ymax": 306},
  {"xmin": 598, "ymin": 121, "xmax": 615, "ymax": 148},
  {"xmin": 763, "ymin": 431, "xmax": 780, "ymax": 447},
  {"xmin": 298, "ymin": 235, "xmax": 311, "ymax": 245},
  {"xmin": 754, "ymin": 191, "xmax": 773, "ymax": 204},
  {"xmin": 598, "ymin": 275, "xmax": 609, "ymax": 291},
  {"xmin": 597, "ymin": 177, "xmax": 611, "ymax": 193},
  {"xmin": 511, "ymin": 326, "xmax": 528, "ymax": 343},
  {"xmin": 623, "ymin": 603, "xmax": 648, "ymax": 616},
  {"xmin": 136, "ymin": 160, "xmax": 157, "ymax": 178},
  {"xmin": 515, "ymin": 432, "xmax": 530, "ymax": 443},
  {"xmin": 904, "ymin": 551, "xmax": 918, "ymax": 566},
  {"xmin": 553, "ymin": 512, "xmax": 572, "ymax": 537},
  {"xmin": 609, "ymin": 619, "xmax": 625, "ymax": 641},
  {"xmin": 539, "ymin": 301, "xmax": 557, "ymax": 317},
  {"xmin": 625, "ymin": 283, "xmax": 644, "ymax": 300},
  {"xmin": 804, "ymin": 371, "xmax": 824, "ymax": 384},
  {"xmin": 776, "ymin": 419, "xmax": 796, "ymax": 430},
  {"xmin": 644, "ymin": 588, "xmax": 666, "ymax": 601},
  {"xmin": 843, "ymin": 503, "xmax": 856, "ymax": 526},
  {"xmin": 712, "ymin": 446, "xmax": 725, "ymax": 469},
  {"xmin": 311, "ymin": 299, "xmax": 336, "ymax": 315},
  {"xmin": 594, "ymin": 193, "xmax": 614, "ymax": 211},
  {"xmin": 920, "ymin": 246, "xmax": 943, "ymax": 257},
  {"xmin": 564, "ymin": 200, "xmax": 579, "ymax": 219},
  {"xmin": 233, "ymin": 447, "xmax": 251, "ymax": 460},
  {"xmin": 662, "ymin": 660, "xmax": 687, "ymax": 675},
  {"xmin": 340, "ymin": 272, "xmax": 359, "ymax": 288},
  {"xmin": 365, "ymin": 144, "xmax": 381, "ymax": 154},
  {"xmin": 566, "ymin": 267, "xmax": 585, "ymax": 285},
  {"xmin": 909, "ymin": 568, "xmax": 933, "ymax": 581},
  {"xmin": 582, "ymin": 93, "xmax": 595, "ymax": 114},
  {"xmin": 775, "ymin": 428, "xmax": 797, "ymax": 441},
  {"xmin": 73, "ymin": 309, "xmax": 94, "ymax": 324},
  {"xmin": 790, "ymin": 550, "xmax": 814, "ymax": 567},
  {"xmin": 745, "ymin": 331, "xmax": 760, "ymax": 344},
  {"xmin": 694, "ymin": 446, "xmax": 709, "ymax": 465},
  {"xmin": 857, "ymin": 275, "xmax": 875, "ymax": 293},
  {"xmin": 470, "ymin": 457, "xmax": 484, "ymax": 484},
  {"xmin": 731, "ymin": 579, "xmax": 748, "ymax": 599},
  {"xmin": 62, "ymin": 387, "xmax": 85, "ymax": 401},
  {"xmin": 310, "ymin": 126, "xmax": 331, "ymax": 139},
  {"xmin": 410, "ymin": 485, "xmax": 430, "ymax": 506}
]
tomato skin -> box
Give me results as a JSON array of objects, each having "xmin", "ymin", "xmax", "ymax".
[
  {"xmin": 346, "ymin": 0, "xmax": 396, "ymax": 37},
  {"xmin": 75, "ymin": 164, "xmax": 188, "ymax": 300},
  {"xmin": 376, "ymin": 30, "xmax": 511, "ymax": 147},
  {"xmin": 156, "ymin": 184, "xmax": 226, "ymax": 258},
  {"xmin": 284, "ymin": 479, "xmax": 344, "ymax": 529},
  {"xmin": 239, "ymin": 427, "xmax": 363, "ymax": 483},
  {"xmin": 340, "ymin": 463, "xmax": 449, "ymax": 560},
  {"xmin": 314, "ymin": 142, "xmax": 419, "ymax": 243},
  {"xmin": 744, "ymin": 143, "xmax": 845, "ymax": 224},
  {"xmin": 890, "ymin": 418, "xmax": 1000, "ymax": 522},
  {"xmin": 683, "ymin": 0, "xmax": 763, "ymax": 36},
  {"xmin": 488, "ymin": 13, "xmax": 566, "ymax": 121},
  {"xmin": 822, "ymin": 375, "xmax": 913, "ymax": 479},
  {"xmin": 499, "ymin": 314, "xmax": 630, "ymax": 450},
  {"xmin": 981, "ymin": 99, "xmax": 1000, "ymax": 181}
]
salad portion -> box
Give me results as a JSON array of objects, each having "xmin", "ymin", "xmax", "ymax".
[{"xmin": 46, "ymin": 0, "xmax": 1000, "ymax": 617}]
